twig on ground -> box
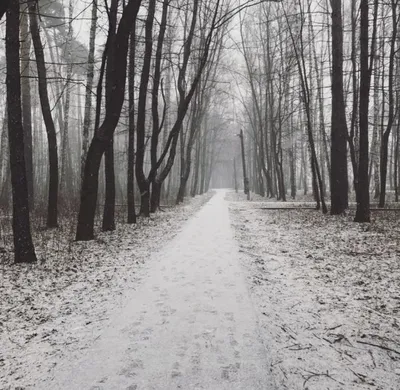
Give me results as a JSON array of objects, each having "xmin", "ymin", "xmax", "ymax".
[
  {"xmin": 350, "ymin": 369, "xmax": 368, "ymax": 383},
  {"xmin": 302, "ymin": 370, "xmax": 344, "ymax": 388},
  {"xmin": 238, "ymin": 248, "xmax": 263, "ymax": 258},
  {"xmin": 326, "ymin": 324, "xmax": 342, "ymax": 331},
  {"xmin": 357, "ymin": 340, "xmax": 400, "ymax": 355},
  {"xmin": 280, "ymin": 325, "xmax": 296, "ymax": 340}
]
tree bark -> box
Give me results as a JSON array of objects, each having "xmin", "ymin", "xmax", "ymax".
[
  {"xmin": 102, "ymin": 139, "xmax": 116, "ymax": 231},
  {"xmin": 135, "ymin": 0, "xmax": 156, "ymax": 217},
  {"xmin": 378, "ymin": 0, "xmax": 398, "ymax": 207},
  {"xmin": 81, "ymin": 0, "xmax": 98, "ymax": 182},
  {"xmin": 76, "ymin": 0, "xmax": 142, "ymax": 241},
  {"xmin": 6, "ymin": 0, "xmax": 37, "ymax": 263},
  {"xmin": 355, "ymin": 0, "xmax": 373, "ymax": 222},
  {"xmin": 28, "ymin": 0, "xmax": 58, "ymax": 228},
  {"xmin": 150, "ymin": 0, "xmax": 169, "ymax": 211},
  {"xmin": 330, "ymin": 0, "xmax": 348, "ymax": 214},
  {"xmin": 0, "ymin": 0, "xmax": 10, "ymax": 21},
  {"xmin": 102, "ymin": 0, "xmax": 118, "ymax": 231},
  {"xmin": 127, "ymin": 27, "xmax": 137, "ymax": 223},
  {"xmin": 20, "ymin": 5, "xmax": 34, "ymax": 210}
]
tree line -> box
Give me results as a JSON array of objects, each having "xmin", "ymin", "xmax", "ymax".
[
  {"xmin": 237, "ymin": 0, "xmax": 400, "ymax": 222},
  {"xmin": 2, "ymin": 0, "xmax": 251, "ymax": 263},
  {"xmin": 2, "ymin": 0, "xmax": 398, "ymax": 263}
]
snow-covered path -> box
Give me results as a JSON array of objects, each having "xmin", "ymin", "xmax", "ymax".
[{"xmin": 42, "ymin": 191, "xmax": 274, "ymax": 390}]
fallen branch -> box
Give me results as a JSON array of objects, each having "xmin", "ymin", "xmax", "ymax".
[
  {"xmin": 357, "ymin": 340, "xmax": 400, "ymax": 355},
  {"xmin": 302, "ymin": 370, "xmax": 344, "ymax": 388}
]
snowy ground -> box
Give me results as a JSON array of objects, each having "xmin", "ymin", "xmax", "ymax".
[
  {"xmin": 2, "ymin": 190, "xmax": 399, "ymax": 390},
  {"xmin": 0, "ymin": 193, "xmax": 213, "ymax": 390},
  {"xmin": 228, "ymin": 190, "xmax": 400, "ymax": 390},
  {"xmin": 35, "ymin": 190, "xmax": 274, "ymax": 390}
]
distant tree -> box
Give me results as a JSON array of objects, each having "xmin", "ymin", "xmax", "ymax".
[{"xmin": 6, "ymin": 0, "xmax": 37, "ymax": 263}]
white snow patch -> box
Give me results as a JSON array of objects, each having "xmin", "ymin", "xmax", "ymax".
[
  {"xmin": 0, "ymin": 193, "xmax": 212, "ymax": 390},
  {"xmin": 228, "ymin": 190, "xmax": 400, "ymax": 390}
]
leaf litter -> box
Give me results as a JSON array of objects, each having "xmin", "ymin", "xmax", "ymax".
[
  {"xmin": 0, "ymin": 193, "xmax": 213, "ymax": 390},
  {"xmin": 227, "ymin": 191, "xmax": 400, "ymax": 390}
]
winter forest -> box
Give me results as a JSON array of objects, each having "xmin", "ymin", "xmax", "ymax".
[{"xmin": 1, "ymin": 0, "xmax": 400, "ymax": 388}]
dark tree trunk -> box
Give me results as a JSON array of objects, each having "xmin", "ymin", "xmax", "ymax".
[
  {"xmin": 289, "ymin": 149, "xmax": 296, "ymax": 199},
  {"xmin": 6, "ymin": 0, "xmax": 37, "ymax": 263},
  {"xmin": 355, "ymin": 0, "xmax": 373, "ymax": 222},
  {"xmin": 81, "ymin": 0, "xmax": 98, "ymax": 182},
  {"xmin": 233, "ymin": 157, "xmax": 238, "ymax": 193},
  {"xmin": 135, "ymin": 0, "xmax": 156, "ymax": 217},
  {"xmin": 102, "ymin": 140, "xmax": 116, "ymax": 231},
  {"xmin": 378, "ymin": 0, "xmax": 398, "ymax": 208},
  {"xmin": 395, "ymin": 110, "xmax": 400, "ymax": 202},
  {"xmin": 191, "ymin": 140, "xmax": 201, "ymax": 197},
  {"xmin": 76, "ymin": 137, "xmax": 108, "ymax": 240},
  {"xmin": 140, "ymin": 185, "xmax": 151, "ymax": 216},
  {"xmin": 150, "ymin": 181, "xmax": 161, "ymax": 213},
  {"xmin": 76, "ymin": 0, "xmax": 142, "ymax": 241},
  {"xmin": 311, "ymin": 157, "xmax": 321, "ymax": 210},
  {"xmin": 28, "ymin": 0, "xmax": 58, "ymax": 228},
  {"xmin": 20, "ymin": 7, "xmax": 34, "ymax": 210},
  {"xmin": 150, "ymin": 0, "xmax": 169, "ymax": 212},
  {"xmin": 0, "ymin": 0, "xmax": 10, "ymax": 21},
  {"xmin": 349, "ymin": 0, "xmax": 359, "ymax": 192},
  {"xmin": 176, "ymin": 107, "xmax": 198, "ymax": 204},
  {"xmin": 239, "ymin": 129, "xmax": 249, "ymax": 197},
  {"xmin": 330, "ymin": 0, "xmax": 348, "ymax": 214},
  {"xmin": 127, "ymin": 28, "xmax": 136, "ymax": 223},
  {"xmin": 102, "ymin": 0, "xmax": 118, "ymax": 231}
]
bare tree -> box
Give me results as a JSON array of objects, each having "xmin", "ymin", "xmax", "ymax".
[
  {"xmin": 76, "ymin": 0, "xmax": 142, "ymax": 241},
  {"xmin": 379, "ymin": 0, "xmax": 399, "ymax": 207},
  {"xmin": 6, "ymin": 0, "xmax": 37, "ymax": 263},
  {"xmin": 355, "ymin": 0, "xmax": 377, "ymax": 222},
  {"xmin": 330, "ymin": 0, "xmax": 348, "ymax": 214},
  {"xmin": 28, "ymin": 0, "xmax": 59, "ymax": 228}
]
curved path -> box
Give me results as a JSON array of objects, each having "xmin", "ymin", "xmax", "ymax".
[{"xmin": 43, "ymin": 191, "xmax": 275, "ymax": 390}]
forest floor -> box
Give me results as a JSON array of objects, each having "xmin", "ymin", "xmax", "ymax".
[
  {"xmin": 228, "ymin": 191, "xmax": 400, "ymax": 390},
  {"xmin": 1, "ymin": 190, "xmax": 399, "ymax": 390},
  {"xmin": 0, "ymin": 193, "xmax": 213, "ymax": 390}
]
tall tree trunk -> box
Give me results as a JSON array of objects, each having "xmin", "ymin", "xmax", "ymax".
[
  {"xmin": 150, "ymin": 0, "xmax": 169, "ymax": 212},
  {"xmin": 60, "ymin": 0, "xmax": 74, "ymax": 201},
  {"xmin": 0, "ymin": 0, "xmax": 10, "ymax": 21},
  {"xmin": 20, "ymin": 5, "xmax": 34, "ymax": 210},
  {"xmin": 349, "ymin": 0, "xmax": 359, "ymax": 192},
  {"xmin": 76, "ymin": 0, "xmax": 142, "ymax": 241},
  {"xmin": 330, "ymin": 0, "xmax": 348, "ymax": 214},
  {"xmin": 395, "ymin": 98, "xmax": 400, "ymax": 201},
  {"xmin": 127, "ymin": 27, "xmax": 136, "ymax": 223},
  {"xmin": 379, "ymin": 0, "xmax": 398, "ymax": 207},
  {"xmin": 6, "ymin": 0, "xmax": 37, "ymax": 263},
  {"xmin": 102, "ymin": 139, "xmax": 116, "ymax": 231},
  {"xmin": 28, "ymin": 0, "xmax": 58, "ymax": 228},
  {"xmin": 136, "ymin": 0, "xmax": 156, "ymax": 217},
  {"xmin": 81, "ymin": 0, "xmax": 98, "ymax": 182},
  {"xmin": 102, "ymin": 0, "xmax": 118, "ymax": 232},
  {"xmin": 355, "ymin": 0, "xmax": 375, "ymax": 222}
]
